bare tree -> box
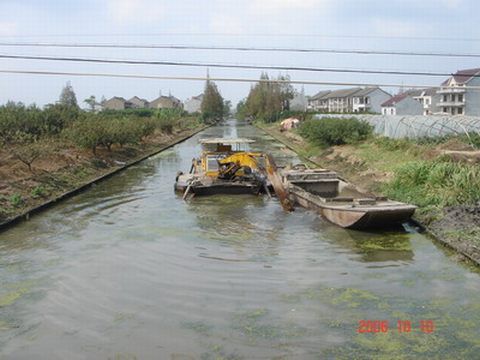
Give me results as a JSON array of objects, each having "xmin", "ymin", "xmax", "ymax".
[{"xmin": 12, "ymin": 143, "xmax": 43, "ymax": 173}]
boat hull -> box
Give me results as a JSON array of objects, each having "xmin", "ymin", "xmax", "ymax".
[
  {"xmin": 189, "ymin": 183, "xmax": 261, "ymax": 196},
  {"xmin": 175, "ymin": 179, "xmax": 262, "ymax": 196},
  {"xmin": 290, "ymin": 185, "xmax": 416, "ymax": 229}
]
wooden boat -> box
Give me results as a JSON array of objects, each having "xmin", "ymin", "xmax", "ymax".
[{"xmin": 283, "ymin": 167, "xmax": 416, "ymax": 229}]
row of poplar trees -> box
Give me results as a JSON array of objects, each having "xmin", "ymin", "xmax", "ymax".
[{"xmin": 237, "ymin": 73, "xmax": 294, "ymax": 122}]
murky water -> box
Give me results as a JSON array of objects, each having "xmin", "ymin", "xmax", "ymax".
[{"xmin": 0, "ymin": 120, "xmax": 479, "ymax": 359}]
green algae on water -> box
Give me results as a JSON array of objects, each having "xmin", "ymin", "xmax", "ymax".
[
  {"xmin": 356, "ymin": 236, "xmax": 412, "ymax": 252},
  {"xmin": 182, "ymin": 320, "xmax": 214, "ymax": 336},
  {"xmin": 0, "ymin": 287, "xmax": 29, "ymax": 307},
  {"xmin": 232, "ymin": 308, "xmax": 306, "ymax": 344}
]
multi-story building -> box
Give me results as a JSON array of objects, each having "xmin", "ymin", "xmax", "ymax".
[
  {"xmin": 351, "ymin": 87, "xmax": 392, "ymax": 113},
  {"xmin": 381, "ymin": 93, "xmax": 424, "ymax": 116},
  {"xmin": 409, "ymin": 88, "xmax": 439, "ymax": 115},
  {"xmin": 324, "ymin": 87, "xmax": 362, "ymax": 113},
  {"xmin": 437, "ymin": 68, "xmax": 480, "ymax": 115},
  {"xmin": 307, "ymin": 87, "xmax": 390, "ymax": 113},
  {"xmin": 307, "ymin": 90, "xmax": 330, "ymax": 111}
]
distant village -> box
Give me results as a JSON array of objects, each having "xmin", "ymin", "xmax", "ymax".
[
  {"xmin": 101, "ymin": 94, "xmax": 203, "ymax": 114},
  {"xmin": 100, "ymin": 68, "xmax": 480, "ymax": 116},
  {"xmin": 306, "ymin": 67, "xmax": 480, "ymax": 116}
]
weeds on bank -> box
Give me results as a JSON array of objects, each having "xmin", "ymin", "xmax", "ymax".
[
  {"xmin": 30, "ymin": 186, "xmax": 46, "ymax": 198},
  {"xmin": 290, "ymin": 119, "xmax": 480, "ymax": 215},
  {"xmin": 9, "ymin": 193, "xmax": 23, "ymax": 207},
  {"xmin": 383, "ymin": 159, "xmax": 480, "ymax": 209}
]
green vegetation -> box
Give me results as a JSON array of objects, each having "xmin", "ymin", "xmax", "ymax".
[
  {"xmin": 101, "ymin": 108, "xmax": 156, "ymax": 118},
  {"xmin": 0, "ymin": 102, "xmax": 79, "ymax": 144},
  {"xmin": 31, "ymin": 186, "xmax": 46, "ymax": 198},
  {"xmin": 239, "ymin": 72, "xmax": 294, "ymax": 122},
  {"xmin": 58, "ymin": 81, "xmax": 79, "ymax": 109},
  {"xmin": 66, "ymin": 114, "xmax": 156, "ymax": 155},
  {"xmin": 232, "ymin": 308, "xmax": 305, "ymax": 343},
  {"xmin": 201, "ymin": 79, "xmax": 226, "ymax": 123},
  {"xmin": 276, "ymin": 118, "xmax": 479, "ymax": 212},
  {"xmin": 298, "ymin": 117, "xmax": 373, "ymax": 146},
  {"xmin": 383, "ymin": 159, "xmax": 480, "ymax": 209},
  {"xmin": 9, "ymin": 193, "xmax": 23, "ymax": 207},
  {"xmin": 261, "ymin": 119, "xmax": 480, "ymax": 262},
  {"xmin": 154, "ymin": 108, "xmax": 182, "ymax": 134},
  {"xmin": 415, "ymin": 132, "xmax": 480, "ymax": 149},
  {"xmin": 0, "ymin": 83, "xmax": 205, "ymax": 224},
  {"xmin": 1, "ymin": 101, "xmax": 200, "ymax": 156}
]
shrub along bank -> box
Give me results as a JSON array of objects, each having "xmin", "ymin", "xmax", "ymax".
[
  {"xmin": 298, "ymin": 117, "xmax": 373, "ymax": 146},
  {"xmin": 257, "ymin": 117, "xmax": 480, "ymax": 265},
  {"xmin": 0, "ymin": 104, "xmax": 204, "ymax": 226}
]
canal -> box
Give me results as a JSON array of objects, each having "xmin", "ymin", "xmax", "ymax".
[{"xmin": 0, "ymin": 120, "xmax": 479, "ymax": 359}]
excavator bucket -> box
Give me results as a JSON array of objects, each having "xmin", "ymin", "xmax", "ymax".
[{"xmin": 265, "ymin": 154, "xmax": 294, "ymax": 212}]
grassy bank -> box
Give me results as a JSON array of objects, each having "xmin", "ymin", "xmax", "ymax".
[
  {"xmin": 257, "ymin": 119, "xmax": 480, "ymax": 265},
  {"xmin": 0, "ymin": 105, "xmax": 206, "ymax": 227}
]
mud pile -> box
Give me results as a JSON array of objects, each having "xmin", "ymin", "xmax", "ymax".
[{"xmin": 430, "ymin": 201, "xmax": 480, "ymax": 264}]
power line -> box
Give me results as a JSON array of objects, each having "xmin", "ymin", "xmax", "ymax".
[
  {"xmin": 0, "ymin": 69, "xmax": 470, "ymax": 89},
  {"xmin": 2, "ymin": 33, "xmax": 480, "ymax": 42},
  {"xmin": 0, "ymin": 42, "xmax": 479, "ymax": 58},
  {"xmin": 0, "ymin": 53, "xmax": 470, "ymax": 79}
]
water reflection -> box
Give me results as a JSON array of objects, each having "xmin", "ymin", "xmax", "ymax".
[{"xmin": 323, "ymin": 227, "xmax": 415, "ymax": 263}]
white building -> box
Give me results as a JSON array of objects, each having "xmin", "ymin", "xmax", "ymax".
[
  {"xmin": 351, "ymin": 87, "xmax": 392, "ymax": 113},
  {"xmin": 307, "ymin": 90, "xmax": 331, "ymax": 111},
  {"xmin": 408, "ymin": 88, "xmax": 439, "ymax": 115},
  {"xmin": 381, "ymin": 93, "xmax": 424, "ymax": 116},
  {"xmin": 184, "ymin": 94, "xmax": 203, "ymax": 114},
  {"xmin": 437, "ymin": 68, "xmax": 480, "ymax": 116}
]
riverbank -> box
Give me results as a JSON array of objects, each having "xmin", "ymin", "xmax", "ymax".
[
  {"xmin": 0, "ymin": 120, "xmax": 206, "ymax": 230},
  {"xmin": 257, "ymin": 121, "xmax": 480, "ymax": 266}
]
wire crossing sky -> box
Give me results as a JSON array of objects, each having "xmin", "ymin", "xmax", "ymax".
[
  {"xmin": 0, "ymin": 0, "xmax": 479, "ymax": 106},
  {"xmin": 1, "ymin": 42, "xmax": 480, "ymax": 58},
  {"xmin": 0, "ymin": 53, "xmax": 477, "ymax": 78},
  {"xmin": 6, "ymin": 69, "xmax": 480, "ymax": 89}
]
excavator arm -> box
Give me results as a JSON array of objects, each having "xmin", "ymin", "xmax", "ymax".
[
  {"xmin": 217, "ymin": 152, "xmax": 294, "ymax": 212},
  {"xmin": 263, "ymin": 154, "xmax": 294, "ymax": 212}
]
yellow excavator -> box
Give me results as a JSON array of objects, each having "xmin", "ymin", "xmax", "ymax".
[
  {"xmin": 175, "ymin": 138, "xmax": 293, "ymax": 211},
  {"xmin": 216, "ymin": 152, "xmax": 293, "ymax": 211}
]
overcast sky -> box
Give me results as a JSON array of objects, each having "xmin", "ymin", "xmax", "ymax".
[{"xmin": 0, "ymin": 0, "xmax": 479, "ymax": 107}]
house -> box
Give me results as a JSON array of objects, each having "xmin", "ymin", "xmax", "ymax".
[
  {"xmin": 437, "ymin": 68, "xmax": 480, "ymax": 115},
  {"xmin": 324, "ymin": 87, "xmax": 362, "ymax": 113},
  {"xmin": 307, "ymin": 90, "xmax": 331, "ymax": 111},
  {"xmin": 406, "ymin": 88, "xmax": 439, "ymax": 115},
  {"xmin": 351, "ymin": 87, "xmax": 391, "ymax": 114},
  {"xmin": 184, "ymin": 94, "xmax": 203, "ymax": 114},
  {"xmin": 102, "ymin": 97, "xmax": 132, "ymax": 110},
  {"xmin": 128, "ymin": 96, "xmax": 149, "ymax": 109},
  {"xmin": 381, "ymin": 93, "xmax": 424, "ymax": 116},
  {"xmin": 149, "ymin": 95, "xmax": 183, "ymax": 110}
]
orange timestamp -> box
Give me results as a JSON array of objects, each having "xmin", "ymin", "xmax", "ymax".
[{"xmin": 357, "ymin": 320, "xmax": 435, "ymax": 334}]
